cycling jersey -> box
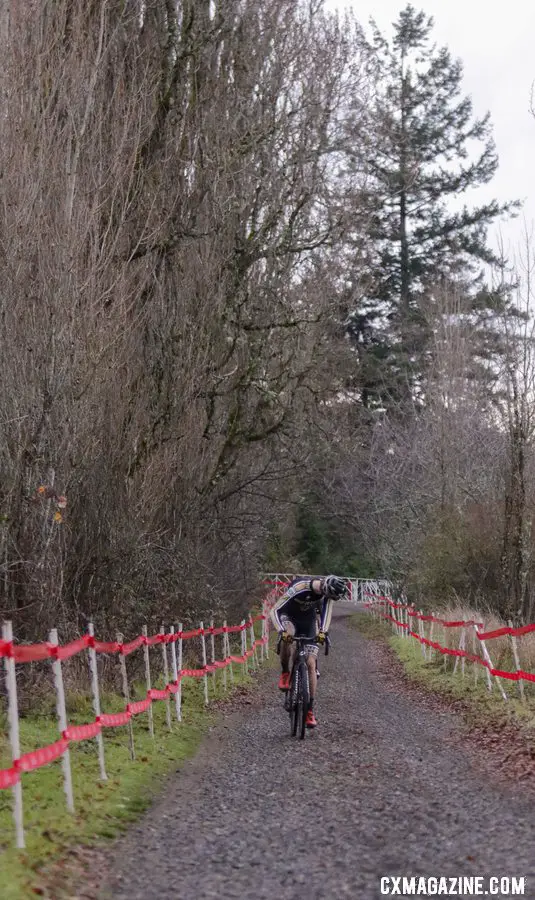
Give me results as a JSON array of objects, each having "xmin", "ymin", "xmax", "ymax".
[{"xmin": 270, "ymin": 578, "xmax": 333, "ymax": 639}]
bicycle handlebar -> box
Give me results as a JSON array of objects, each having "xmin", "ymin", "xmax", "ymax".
[{"xmin": 275, "ymin": 633, "xmax": 331, "ymax": 655}]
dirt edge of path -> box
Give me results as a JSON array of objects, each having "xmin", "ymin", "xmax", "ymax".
[
  {"xmin": 31, "ymin": 664, "xmax": 276, "ymax": 900},
  {"xmin": 351, "ymin": 612, "xmax": 535, "ymax": 792}
]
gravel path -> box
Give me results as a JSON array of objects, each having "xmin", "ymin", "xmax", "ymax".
[{"xmin": 100, "ymin": 606, "xmax": 535, "ymax": 899}]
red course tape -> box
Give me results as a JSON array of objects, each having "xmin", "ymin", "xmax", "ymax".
[
  {"xmin": 0, "ymin": 610, "xmax": 269, "ymax": 788},
  {"xmin": 0, "ymin": 767, "xmax": 20, "ymax": 789},
  {"xmin": 368, "ymin": 604, "xmax": 535, "ymax": 685}
]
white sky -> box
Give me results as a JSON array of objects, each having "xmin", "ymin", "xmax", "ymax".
[{"xmin": 330, "ymin": 0, "xmax": 535, "ymax": 262}]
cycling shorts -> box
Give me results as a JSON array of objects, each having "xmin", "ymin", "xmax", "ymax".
[{"xmin": 280, "ymin": 614, "xmax": 319, "ymax": 657}]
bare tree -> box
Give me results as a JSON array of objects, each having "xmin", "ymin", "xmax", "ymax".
[{"xmin": 0, "ymin": 0, "xmax": 373, "ymax": 636}]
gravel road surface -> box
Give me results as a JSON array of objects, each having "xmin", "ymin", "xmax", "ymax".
[{"xmin": 100, "ymin": 606, "xmax": 535, "ymax": 899}]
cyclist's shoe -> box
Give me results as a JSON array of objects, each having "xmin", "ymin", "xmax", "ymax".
[
  {"xmin": 278, "ymin": 672, "xmax": 291, "ymax": 691},
  {"xmin": 305, "ymin": 710, "xmax": 317, "ymax": 728}
]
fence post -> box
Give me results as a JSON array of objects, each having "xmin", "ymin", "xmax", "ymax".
[
  {"xmin": 476, "ymin": 625, "xmax": 507, "ymax": 700},
  {"xmin": 49, "ymin": 628, "xmax": 75, "ymax": 813},
  {"xmin": 417, "ymin": 612, "xmax": 427, "ymax": 659},
  {"xmin": 117, "ymin": 632, "xmax": 135, "ymax": 760},
  {"xmin": 259, "ymin": 609, "xmax": 265, "ymax": 662},
  {"xmin": 142, "ymin": 626, "xmax": 154, "ymax": 738},
  {"xmin": 177, "ymin": 623, "xmax": 183, "ymax": 721},
  {"xmin": 508, "ymin": 619, "xmax": 525, "ymax": 702},
  {"xmin": 429, "ymin": 614, "xmax": 436, "ymax": 662},
  {"xmin": 2, "ymin": 621, "xmax": 25, "ymax": 849},
  {"xmin": 160, "ymin": 626, "xmax": 172, "ymax": 731},
  {"xmin": 200, "ymin": 622, "xmax": 209, "ymax": 706},
  {"xmin": 209, "ymin": 618, "xmax": 216, "ymax": 694},
  {"xmin": 223, "ymin": 619, "xmax": 232, "ymax": 687},
  {"xmin": 476, "ymin": 623, "xmax": 493, "ymax": 692},
  {"xmin": 169, "ymin": 626, "xmax": 181, "ymax": 722},
  {"xmin": 87, "ymin": 623, "xmax": 108, "ymax": 781},
  {"xmin": 472, "ymin": 625, "xmax": 479, "ymax": 686},
  {"xmin": 241, "ymin": 619, "xmax": 248, "ymax": 674},
  {"xmin": 452, "ymin": 627, "xmax": 465, "ymax": 677},
  {"xmin": 248, "ymin": 615, "xmax": 257, "ymax": 670}
]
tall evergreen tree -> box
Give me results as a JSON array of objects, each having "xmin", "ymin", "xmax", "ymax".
[{"xmin": 346, "ymin": 4, "xmax": 519, "ymax": 410}]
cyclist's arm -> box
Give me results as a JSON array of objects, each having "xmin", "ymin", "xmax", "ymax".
[
  {"xmin": 270, "ymin": 592, "xmax": 291, "ymax": 631},
  {"xmin": 319, "ymin": 597, "xmax": 333, "ymax": 632}
]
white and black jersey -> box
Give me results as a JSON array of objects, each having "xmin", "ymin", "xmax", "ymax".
[{"xmin": 270, "ymin": 578, "xmax": 333, "ymax": 638}]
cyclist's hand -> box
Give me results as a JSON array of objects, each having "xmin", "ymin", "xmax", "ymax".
[
  {"xmin": 281, "ymin": 630, "xmax": 293, "ymax": 643},
  {"xmin": 317, "ymin": 631, "xmax": 326, "ymax": 645}
]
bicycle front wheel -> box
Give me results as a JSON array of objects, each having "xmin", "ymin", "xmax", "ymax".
[
  {"xmin": 289, "ymin": 664, "xmax": 299, "ymax": 736},
  {"xmin": 296, "ymin": 661, "xmax": 309, "ymax": 740}
]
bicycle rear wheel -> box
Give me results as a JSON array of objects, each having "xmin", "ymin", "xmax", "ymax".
[{"xmin": 296, "ymin": 661, "xmax": 309, "ymax": 740}]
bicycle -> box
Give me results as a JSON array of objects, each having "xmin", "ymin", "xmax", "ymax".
[{"xmin": 276, "ymin": 633, "xmax": 330, "ymax": 740}]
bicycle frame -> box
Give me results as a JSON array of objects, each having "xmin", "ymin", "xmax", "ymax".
[{"xmin": 276, "ymin": 634, "xmax": 331, "ymax": 738}]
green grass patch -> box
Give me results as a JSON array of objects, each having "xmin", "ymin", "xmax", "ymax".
[
  {"xmin": 0, "ymin": 652, "xmax": 261, "ymax": 900},
  {"xmin": 351, "ymin": 613, "xmax": 535, "ymax": 732},
  {"xmin": 349, "ymin": 611, "xmax": 393, "ymax": 642}
]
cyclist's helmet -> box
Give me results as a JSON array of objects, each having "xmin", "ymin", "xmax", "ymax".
[{"xmin": 322, "ymin": 575, "xmax": 347, "ymax": 600}]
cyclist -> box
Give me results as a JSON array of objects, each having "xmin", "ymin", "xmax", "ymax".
[{"xmin": 270, "ymin": 574, "xmax": 347, "ymax": 728}]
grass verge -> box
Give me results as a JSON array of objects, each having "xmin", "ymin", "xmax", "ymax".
[
  {"xmin": 0, "ymin": 655, "xmax": 262, "ymax": 900},
  {"xmin": 351, "ymin": 612, "xmax": 535, "ymax": 733}
]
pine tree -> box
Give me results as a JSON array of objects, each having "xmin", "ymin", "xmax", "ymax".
[{"xmin": 346, "ymin": 4, "xmax": 519, "ymax": 410}]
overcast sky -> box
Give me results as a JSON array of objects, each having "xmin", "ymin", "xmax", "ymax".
[{"xmin": 330, "ymin": 0, "xmax": 535, "ymax": 261}]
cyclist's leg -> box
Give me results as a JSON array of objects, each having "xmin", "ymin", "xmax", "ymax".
[
  {"xmin": 278, "ymin": 615, "xmax": 295, "ymax": 689},
  {"xmin": 305, "ymin": 645, "xmax": 318, "ymax": 704},
  {"xmin": 304, "ymin": 645, "xmax": 319, "ymax": 727},
  {"xmin": 314, "ymin": 612, "xmax": 321, "ymax": 678}
]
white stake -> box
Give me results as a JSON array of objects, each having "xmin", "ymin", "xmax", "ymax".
[
  {"xmin": 227, "ymin": 622, "xmax": 235, "ymax": 683},
  {"xmin": 3, "ymin": 621, "xmax": 25, "ymax": 848},
  {"xmin": 49, "ymin": 628, "xmax": 74, "ymax": 813},
  {"xmin": 476, "ymin": 625, "xmax": 507, "ymax": 699},
  {"xmin": 169, "ymin": 626, "xmax": 181, "ymax": 722},
  {"xmin": 177, "ymin": 623, "xmax": 183, "ymax": 721},
  {"xmin": 472, "ymin": 625, "xmax": 479, "ymax": 686},
  {"xmin": 508, "ymin": 620, "xmax": 525, "ymax": 702},
  {"xmin": 209, "ymin": 618, "xmax": 216, "ymax": 694},
  {"xmin": 453, "ymin": 627, "xmax": 465, "ymax": 677},
  {"xmin": 429, "ymin": 615, "xmax": 435, "ymax": 662},
  {"xmin": 248, "ymin": 616, "xmax": 257, "ymax": 670},
  {"xmin": 142, "ymin": 626, "xmax": 154, "ymax": 738},
  {"xmin": 241, "ymin": 620, "xmax": 248, "ymax": 674},
  {"xmin": 117, "ymin": 633, "xmax": 135, "ymax": 760},
  {"xmin": 200, "ymin": 622, "xmax": 209, "ymax": 706},
  {"xmin": 222, "ymin": 620, "xmax": 229, "ymax": 689},
  {"xmin": 160, "ymin": 626, "xmax": 172, "ymax": 731},
  {"xmin": 417, "ymin": 612, "xmax": 427, "ymax": 659},
  {"xmin": 259, "ymin": 609, "xmax": 265, "ymax": 662},
  {"xmin": 87, "ymin": 623, "xmax": 107, "ymax": 781}
]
